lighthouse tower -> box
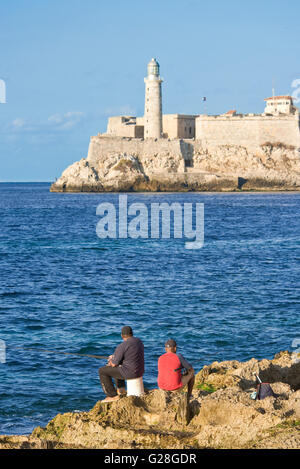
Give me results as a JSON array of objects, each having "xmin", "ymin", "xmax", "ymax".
[{"xmin": 144, "ymin": 58, "xmax": 163, "ymax": 138}]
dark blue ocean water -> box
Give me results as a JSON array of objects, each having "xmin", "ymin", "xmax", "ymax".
[{"xmin": 0, "ymin": 183, "xmax": 299, "ymax": 435}]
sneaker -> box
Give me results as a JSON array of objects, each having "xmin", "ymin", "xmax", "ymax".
[{"xmin": 101, "ymin": 395, "xmax": 120, "ymax": 403}]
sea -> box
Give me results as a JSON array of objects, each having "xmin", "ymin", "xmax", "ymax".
[{"xmin": 0, "ymin": 183, "xmax": 299, "ymax": 435}]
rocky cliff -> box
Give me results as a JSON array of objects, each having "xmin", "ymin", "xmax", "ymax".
[
  {"xmin": 50, "ymin": 136, "xmax": 300, "ymax": 192},
  {"xmin": 1, "ymin": 351, "xmax": 299, "ymax": 449}
]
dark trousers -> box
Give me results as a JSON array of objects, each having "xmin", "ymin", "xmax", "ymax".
[{"xmin": 99, "ymin": 366, "xmax": 125, "ymax": 397}]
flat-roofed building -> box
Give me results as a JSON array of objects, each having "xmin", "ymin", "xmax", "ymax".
[
  {"xmin": 106, "ymin": 116, "xmax": 144, "ymax": 138},
  {"xmin": 163, "ymin": 114, "xmax": 197, "ymax": 139},
  {"xmin": 264, "ymin": 96, "xmax": 297, "ymax": 115}
]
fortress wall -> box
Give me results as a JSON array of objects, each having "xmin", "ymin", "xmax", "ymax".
[
  {"xmin": 177, "ymin": 116, "xmax": 196, "ymax": 139},
  {"xmin": 107, "ymin": 124, "xmax": 143, "ymax": 138},
  {"xmin": 162, "ymin": 115, "xmax": 178, "ymax": 138},
  {"xmin": 163, "ymin": 115, "xmax": 196, "ymax": 139},
  {"xmin": 86, "ymin": 117, "xmax": 300, "ymax": 177},
  {"xmin": 106, "ymin": 117, "xmax": 144, "ymax": 138},
  {"xmin": 257, "ymin": 117, "xmax": 300, "ymax": 147},
  {"xmin": 196, "ymin": 115, "xmax": 300, "ymax": 150},
  {"xmin": 87, "ymin": 136, "xmax": 185, "ymax": 171}
]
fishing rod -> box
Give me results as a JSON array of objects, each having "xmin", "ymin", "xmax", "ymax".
[
  {"xmin": 5, "ymin": 345, "xmax": 220, "ymax": 365},
  {"xmin": 6, "ymin": 345, "xmax": 109, "ymax": 361}
]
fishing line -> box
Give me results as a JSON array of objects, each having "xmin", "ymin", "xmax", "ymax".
[
  {"xmin": 6, "ymin": 345, "xmax": 108, "ymax": 361},
  {"xmin": 4, "ymin": 345, "xmax": 218, "ymax": 365}
]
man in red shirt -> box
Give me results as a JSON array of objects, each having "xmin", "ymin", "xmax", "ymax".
[{"xmin": 157, "ymin": 339, "xmax": 195, "ymax": 398}]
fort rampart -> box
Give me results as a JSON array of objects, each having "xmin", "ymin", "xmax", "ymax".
[{"xmin": 195, "ymin": 114, "xmax": 300, "ymax": 150}]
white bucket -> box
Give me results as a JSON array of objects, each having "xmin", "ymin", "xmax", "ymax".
[{"xmin": 126, "ymin": 376, "xmax": 144, "ymax": 397}]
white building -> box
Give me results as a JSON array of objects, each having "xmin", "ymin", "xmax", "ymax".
[{"xmin": 264, "ymin": 96, "xmax": 297, "ymax": 115}]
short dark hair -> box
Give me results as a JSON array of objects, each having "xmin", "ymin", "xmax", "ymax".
[
  {"xmin": 165, "ymin": 339, "xmax": 177, "ymax": 348},
  {"xmin": 121, "ymin": 326, "xmax": 133, "ymax": 337}
]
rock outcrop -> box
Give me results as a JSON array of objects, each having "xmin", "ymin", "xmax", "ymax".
[
  {"xmin": 50, "ymin": 136, "xmax": 300, "ymax": 192},
  {"xmin": 1, "ymin": 351, "xmax": 299, "ymax": 449}
]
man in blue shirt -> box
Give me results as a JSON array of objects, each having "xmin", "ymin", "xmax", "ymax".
[{"xmin": 99, "ymin": 326, "xmax": 144, "ymax": 402}]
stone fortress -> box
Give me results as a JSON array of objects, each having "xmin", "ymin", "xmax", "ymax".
[{"xmin": 51, "ymin": 58, "xmax": 300, "ymax": 192}]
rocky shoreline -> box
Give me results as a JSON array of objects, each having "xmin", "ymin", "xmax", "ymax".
[
  {"xmin": 50, "ymin": 138, "xmax": 300, "ymax": 193},
  {"xmin": 1, "ymin": 351, "xmax": 299, "ymax": 449}
]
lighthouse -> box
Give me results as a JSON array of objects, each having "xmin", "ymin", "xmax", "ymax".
[{"xmin": 144, "ymin": 58, "xmax": 163, "ymax": 138}]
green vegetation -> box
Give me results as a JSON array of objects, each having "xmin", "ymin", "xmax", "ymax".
[
  {"xmin": 275, "ymin": 419, "xmax": 300, "ymax": 429},
  {"xmin": 32, "ymin": 413, "xmax": 70, "ymax": 440},
  {"xmin": 196, "ymin": 383, "xmax": 217, "ymax": 393}
]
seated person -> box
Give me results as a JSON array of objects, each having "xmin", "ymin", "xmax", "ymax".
[
  {"xmin": 99, "ymin": 326, "xmax": 144, "ymax": 402},
  {"xmin": 157, "ymin": 339, "xmax": 195, "ymax": 398}
]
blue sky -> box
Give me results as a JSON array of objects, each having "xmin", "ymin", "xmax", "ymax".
[{"xmin": 0, "ymin": 0, "xmax": 300, "ymax": 181}]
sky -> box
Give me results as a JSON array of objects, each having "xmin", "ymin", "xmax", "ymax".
[{"xmin": 0, "ymin": 0, "xmax": 300, "ymax": 181}]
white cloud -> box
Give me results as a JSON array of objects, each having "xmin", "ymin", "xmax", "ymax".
[
  {"xmin": 4, "ymin": 111, "xmax": 86, "ymax": 137},
  {"xmin": 64, "ymin": 111, "xmax": 84, "ymax": 118},
  {"xmin": 48, "ymin": 114, "xmax": 63, "ymax": 124},
  {"xmin": 100, "ymin": 106, "xmax": 137, "ymax": 117},
  {"xmin": 12, "ymin": 118, "xmax": 26, "ymax": 128},
  {"xmin": 48, "ymin": 111, "xmax": 85, "ymax": 130}
]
